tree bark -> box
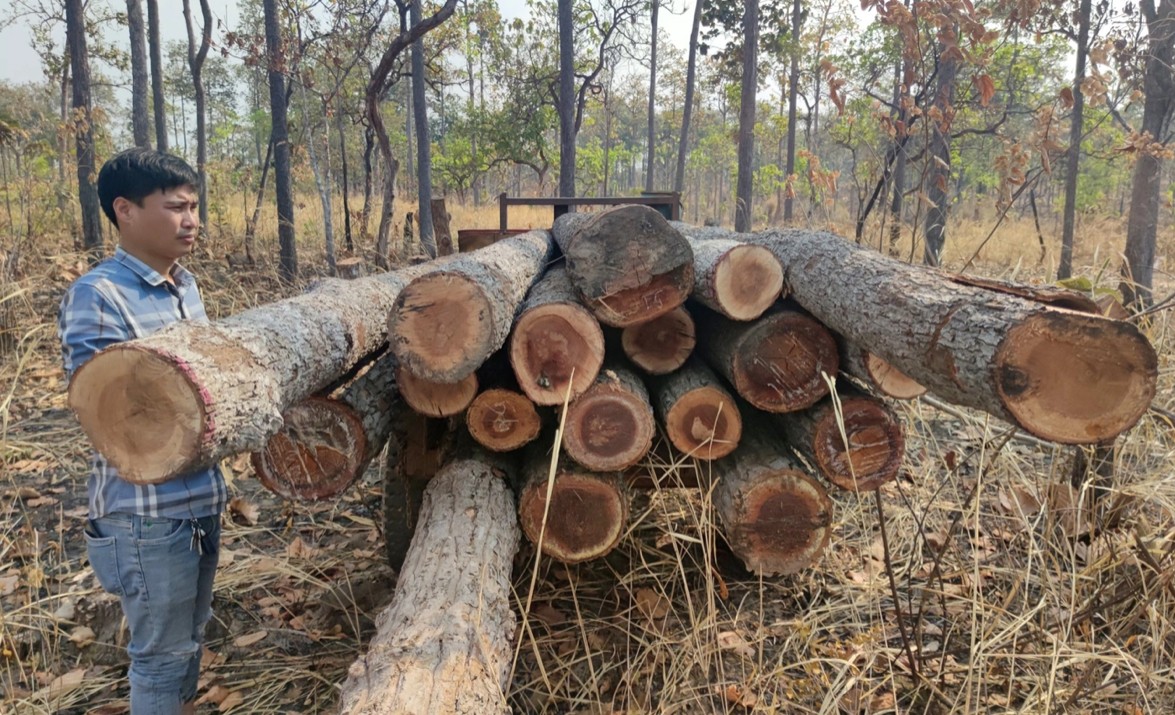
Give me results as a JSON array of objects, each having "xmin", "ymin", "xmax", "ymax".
[
  {"xmin": 397, "ymin": 366, "xmax": 479, "ymax": 418},
  {"xmin": 126, "ymin": 0, "xmax": 151, "ymax": 148},
  {"xmin": 300, "ymin": 83, "xmax": 336, "ymax": 274},
  {"xmin": 674, "ymin": 0, "xmax": 704, "ymax": 194},
  {"xmin": 251, "ymin": 352, "xmax": 401, "ymax": 501},
  {"xmin": 66, "ymin": 0, "xmax": 103, "ymax": 255},
  {"xmin": 923, "ymin": 46, "xmax": 957, "ymax": 266},
  {"xmin": 562, "ymin": 365, "xmax": 656, "ymax": 471},
  {"xmin": 620, "ymin": 304, "xmax": 696, "ymax": 374},
  {"xmin": 685, "ymin": 236, "xmax": 784, "ymax": 320},
  {"xmin": 183, "ymin": 0, "xmax": 212, "ymax": 232},
  {"xmin": 466, "ymin": 388, "xmax": 542, "ymax": 452},
  {"xmin": 734, "ymin": 0, "xmax": 759, "ymax": 232},
  {"xmin": 509, "ymin": 265, "xmax": 605, "ymax": 405},
  {"xmin": 1059, "ymin": 0, "xmax": 1091, "ymax": 280},
  {"xmin": 431, "ymin": 197, "xmax": 454, "ymax": 256},
  {"xmin": 712, "ymin": 422, "xmax": 834, "ymax": 576},
  {"xmin": 517, "ymin": 444, "xmax": 629, "ymax": 563},
  {"xmin": 263, "ymin": 0, "xmax": 298, "ymax": 281},
  {"xmin": 389, "ymin": 230, "xmax": 555, "ymax": 383},
  {"xmin": 745, "ymin": 227, "xmax": 1157, "ymax": 443},
  {"xmin": 339, "ymin": 451, "xmax": 518, "ymax": 715},
  {"xmin": 774, "ymin": 386, "xmax": 905, "ymax": 491},
  {"xmin": 411, "ymin": 0, "xmax": 438, "ymax": 257},
  {"xmin": 557, "ymin": 0, "xmax": 575, "ymax": 197},
  {"xmin": 694, "ymin": 303, "xmax": 839, "ymax": 413},
  {"xmin": 783, "ymin": 0, "xmax": 801, "ymax": 221},
  {"xmin": 552, "ymin": 205, "xmax": 694, "ymax": 327},
  {"xmin": 647, "ymin": 357, "xmax": 742, "ymax": 460},
  {"xmin": 68, "ymin": 265, "xmax": 431, "ymax": 483},
  {"xmin": 147, "ymin": 0, "xmax": 168, "ymax": 151},
  {"xmin": 645, "ymin": 0, "xmax": 659, "ymax": 192}
]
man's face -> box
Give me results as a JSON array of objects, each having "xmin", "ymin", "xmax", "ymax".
[{"xmin": 114, "ymin": 185, "xmax": 200, "ymax": 268}]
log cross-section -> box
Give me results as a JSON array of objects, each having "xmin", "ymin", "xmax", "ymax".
[
  {"xmin": 647, "ymin": 358, "xmax": 742, "ymax": 460},
  {"xmin": 838, "ymin": 337, "xmax": 927, "ymax": 400},
  {"xmin": 620, "ymin": 305, "xmax": 696, "ymax": 375},
  {"xmin": 685, "ymin": 236, "xmax": 785, "ymax": 320},
  {"xmin": 562, "ymin": 365, "xmax": 656, "ymax": 471},
  {"xmin": 396, "ymin": 366, "xmax": 479, "ymax": 418},
  {"xmin": 466, "ymin": 388, "xmax": 542, "ymax": 452}
]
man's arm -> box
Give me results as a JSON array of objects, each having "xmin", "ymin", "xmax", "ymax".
[{"xmin": 59, "ymin": 282, "xmax": 132, "ymax": 380}]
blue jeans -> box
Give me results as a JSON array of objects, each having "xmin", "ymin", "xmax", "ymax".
[{"xmin": 84, "ymin": 513, "xmax": 220, "ymax": 714}]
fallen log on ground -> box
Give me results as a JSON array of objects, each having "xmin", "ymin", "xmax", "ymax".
[
  {"xmin": 647, "ymin": 358, "xmax": 742, "ymax": 460},
  {"xmin": 694, "ymin": 304, "xmax": 839, "ymax": 413},
  {"xmin": 251, "ymin": 351, "xmax": 402, "ymax": 501},
  {"xmin": 735, "ymin": 226, "xmax": 1156, "ymax": 444},
  {"xmin": 388, "ymin": 230, "xmax": 555, "ymax": 383},
  {"xmin": 712, "ymin": 423, "xmax": 834, "ymax": 576},
  {"xmin": 838, "ymin": 338, "xmax": 927, "ymax": 400},
  {"xmin": 561, "ymin": 364, "xmax": 656, "ymax": 471},
  {"xmin": 339, "ymin": 449, "xmax": 519, "ymax": 714},
  {"xmin": 553, "ymin": 205, "xmax": 694, "ymax": 327},
  {"xmin": 685, "ymin": 236, "xmax": 785, "ymax": 320},
  {"xmin": 773, "ymin": 385, "xmax": 905, "ymax": 491},
  {"xmin": 68, "ymin": 264, "xmax": 430, "ymax": 483},
  {"xmin": 620, "ymin": 305, "xmax": 696, "ymax": 374},
  {"xmin": 509, "ymin": 266, "xmax": 605, "ymax": 405},
  {"xmin": 517, "ymin": 444, "xmax": 629, "ymax": 563}
]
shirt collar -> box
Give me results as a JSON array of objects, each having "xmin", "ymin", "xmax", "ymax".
[{"xmin": 113, "ymin": 247, "xmax": 194, "ymax": 289}]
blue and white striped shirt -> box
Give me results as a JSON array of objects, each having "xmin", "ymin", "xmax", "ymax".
[{"xmin": 59, "ymin": 247, "xmax": 227, "ymax": 519}]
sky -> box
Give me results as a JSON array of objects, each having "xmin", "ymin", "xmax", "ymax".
[{"xmin": 0, "ymin": 0, "xmax": 701, "ymax": 88}]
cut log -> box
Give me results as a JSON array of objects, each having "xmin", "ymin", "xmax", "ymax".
[
  {"xmin": 839, "ymin": 338, "xmax": 927, "ymax": 400},
  {"xmin": 388, "ymin": 230, "xmax": 555, "ymax": 383},
  {"xmin": 68, "ymin": 263, "xmax": 431, "ymax": 484},
  {"xmin": 552, "ymin": 205, "xmax": 694, "ymax": 327},
  {"xmin": 647, "ymin": 358, "xmax": 742, "ymax": 460},
  {"xmin": 561, "ymin": 365, "xmax": 656, "ymax": 471},
  {"xmin": 694, "ymin": 304, "xmax": 839, "ymax": 413},
  {"xmin": 396, "ymin": 366, "xmax": 479, "ymax": 418},
  {"xmin": 517, "ymin": 445, "xmax": 628, "ymax": 563},
  {"xmin": 685, "ymin": 237, "xmax": 785, "ymax": 320},
  {"xmin": 251, "ymin": 352, "xmax": 401, "ymax": 501},
  {"xmin": 509, "ymin": 266, "xmax": 605, "ymax": 405},
  {"xmin": 945, "ymin": 273, "xmax": 1102, "ymax": 314},
  {"xmin": 466, "ymin": 388, "xmax": 542, "ymax": 452},
  {"xmin": 774, "ymin": 386, "xmax": 905, "ymax": 491},
  {"xmin": 712, "ymin": 423, "xmax": 834, "ymax": 576},
  {"xmin": 620, "ymin": 305, "xmax": 696, "ymax": 375},
  {"xmin": 733, "ymin": 226, "xmax": 1157, "ymax": 444},
  {"xmin": 338, "ymin": 450, "xmax": 519, "ymax": 715}
]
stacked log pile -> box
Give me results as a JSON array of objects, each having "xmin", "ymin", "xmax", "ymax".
[{"xmin": 67, "ymin": 205, "xmax": 1159, "ymax": 713}]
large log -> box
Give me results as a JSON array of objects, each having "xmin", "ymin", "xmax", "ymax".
[
  {"xmin": 68, "ymin": 264, "xmax": 432, "ymax": 484},
  {"xmin": 388, "ymin": 230, "xmax": 555, "ymax": 383},
  {"xmin": 338, "ymin": 450, "xmax": 519, "ymax": 714},
  {"xmin": 727, "ymin": 226, "xmax": 1156, "ymax": 444},
  {"xmin": 838, "ymin": 338, "xmax": 927, "ymax": 400},
  {"xmin": 396, "ymin": 366, "xmax": 479, "ymax": 418},
  {"xmin": 561, "ymin": 365, "xmax": 656, "ymax": 471},
  {"xmin": 552, "ymin": 205, "xmax": 694, "ymax": 327},
  {"xmin": 694, "ymin": 304, "xmax": 840, "ymax": 413},
  {"xmin": 685, "ymin": 237, "xmax": 785, "ymax": 320},
  {"xmin": 774, "ymin": 386, "xmax": 905, "ymax": 492},
  {"xmin": 509, "ymin": 265, "xmax": 605, "ymax": 405},
  {"xmin": 466, "ymin": 388, "xmax": 542, "ymax": 452},
  {"xmin": 712, "ymin": 423, "xmax": 834, "ymax": 576},
  {"xmin": 517, "ymin": 444, "xmax": 628, "ymax": 563},
  {"xmin": 647, "ymin": 358, "xmax": 742, "ymax": 460},
  {"xmin": 620, "ymin": 304, "xmax": 696, "ymax": 374},
  {"xmin": 251, "ymin": 352, "xmax": 401, "ymax": 501}
]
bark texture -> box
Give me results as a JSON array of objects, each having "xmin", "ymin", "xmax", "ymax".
[
  {"xmin": 339, "ymin": 452, "xmax": 518, "ymax": 715},
  {"xmin": 647, "ymin": 357, "xmax": 742, "ymax": 460},
  {"xmin": 389, "ymin": 230, "xmax": 555, "ymax": 383},
  {"xmin": 552, "ymin": 205, "xmax": 694, "ymax": 327},
  {"xmin": 620, "ymin": 305, "xmax": 696, "ymax": 375},
  {"xmin": 68, "ymin": 265, "xmax": 429, "ymax": 483},
  {"xmin": 686, "ymin": 237, "xmax": 785, "ymax": 320},
  {"xmin": 562, "ymin": 365, "xmax": 656, "ymax": 471}
]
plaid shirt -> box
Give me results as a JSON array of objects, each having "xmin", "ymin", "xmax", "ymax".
[{"xmin": 59, "ymin": 247, "xmax": 227, "ymax": 519}]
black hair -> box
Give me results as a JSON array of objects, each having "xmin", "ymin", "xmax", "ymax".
[{"xmin": 97, "ymin": 148, "xmax": 200, "ymax": 227}]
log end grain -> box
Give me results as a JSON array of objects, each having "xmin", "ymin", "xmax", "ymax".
[
  {"xmin": 621, "ymin": 305, "xmax": 697, "ymax": 375},
  {"xmin": 396, "ymin": 366, "xmax": 479, "ymax": 418},
  {"xmin": 665, "ymin": 386, "xmax": 742, "ymax": 460},
  {"xmin": 713, "ymin": 244, "xmax": 785, "ymax": 321},
  {"xmin": 389, "ymin": 271, "xmax": 494, "ymax": 382},
  {"xmin": 587, "ymin": 270, "xmax": 695, "ymax": 328},
  {"xmin": 811, "ymin": 396, "xmax": 904, "ymax": 491},
  {"xmin": 863, "ymin": 351, "xmax": 927, "ymax": 400},
  {"xmin": 466, "ymin": 388, "xmax": 542, "ymax": 452},
  {"xmin": 519, "ymin": 470, "xmax": 628, "ymax": 563},
  {"xmin": 562, "ymin": 373, "xmax": 656, "ymax": 471},
  {"xmin": 728, "ymin": 470, "xmax": 834, "ymax": 576},
  {"xmin": 510, "ymin": 303, "xmax": 604, "ymax": 405},
  {"xmin": 996, "ymin": 311, "xmax": 1158, "ymax": 443},
  {"xmin": 733, "ymin": 312, "xmax": 839, "ymax": 413},
  {"xmin": 251, "ymin": 397, "xmax": 366, "ymax": 501},
  {"xmin": 68, "ymin": 345, "xmax": 208, "ymax": 484}
]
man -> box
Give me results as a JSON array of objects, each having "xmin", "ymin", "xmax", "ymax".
[{"xmin": 59, "ymin": 148, "xmax": 226, "ymax": 715}]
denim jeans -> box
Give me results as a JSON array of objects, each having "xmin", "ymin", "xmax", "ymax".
[{"xmin": 84, "ymin": 513, "xmax": 220, "ymax": 715}]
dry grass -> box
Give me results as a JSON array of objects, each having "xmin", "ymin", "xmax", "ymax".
[{"xmin": 1, "ymin": 198, "xmax": 1173, "ymax": 713}]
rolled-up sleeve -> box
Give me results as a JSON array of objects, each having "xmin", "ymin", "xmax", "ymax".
[{"xmin": 59, "ymin": 283, "xmax": 131, "ymax": 379}]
